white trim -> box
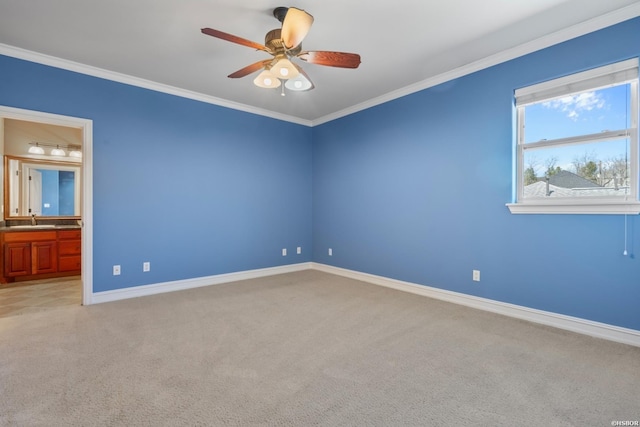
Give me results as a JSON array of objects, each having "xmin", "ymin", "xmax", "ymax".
[
  {"xmin": 515, "ymin": 58, "xmax": 638, "ymax": 106},
  {"xmin": 310, "ymin": 263, "xmax": 640, "ymax": 348},
  {"xmin": 506, "ymin": 201, "xmax": 640, "ymax": 215},
  {"xmin": 1, "ymin": 4, "xmax": 639, "ymax": 127},
  {"xmin": 90, "ymin": 262, "xmax": 312, "ymax": 305},
  {"xmin": 311, "ymin": 3, "xmax": 640, "ymax": 126},
  {"xmin": 0, "ymin": 44, "xmax": 313, "ymax": 128},
  {"xmin": 512, "ymin": 67, "xmax": 638, "ymax": 214},
  {"xmin": 0, "ymin": 106, "xmax": 93, "ymax": 306},
  {"xmin": 87, "ymin": 260, "xmax": 640, "ymax": 347}
]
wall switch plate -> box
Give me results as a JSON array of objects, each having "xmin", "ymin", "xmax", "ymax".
[
  {"xmin": 297, "ymin": 247, "xmax": 301, "ymax": 254},
  {"xmin": 328, "ymin": 248, "xmax": 333, "ymax": 256},
  {"xmin": 473, "ymin": 270, "xmax": 480, "ymax": 281},
  {"xmin": 113, "ymin": 265, "xmax": 121, "ymax": 276},
  {"xmin": 282, "ymin": 248, "xmax": 287, "ymax": 256},
  {"xmin": 143, "ymin": 262, "xmax": 150, "ymax": 272}
]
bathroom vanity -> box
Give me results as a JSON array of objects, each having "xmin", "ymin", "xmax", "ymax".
[
  {"xmin": 1, "ymin": 154, "xmax": 83, "ymax": 284},
  {"xmin": 0, "ymin": 226, "xmax": 81, "ymax": 283}
]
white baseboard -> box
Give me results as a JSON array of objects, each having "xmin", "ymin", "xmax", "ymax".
[
  {"xmin": 311, "ymin": 263, "xmax": 640, "ymax": 348},
  {"xmin": 90, "ymin": 262, "xmax": 312, "ymax": 305},
  {"xmin": 88, "ymin": 260, "xmax": 640, "ymax": 348}
]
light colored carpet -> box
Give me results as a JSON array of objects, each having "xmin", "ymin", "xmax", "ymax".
[{"xmin": 1, "ymin": 270, "xmax": 639, "ymax": 426}]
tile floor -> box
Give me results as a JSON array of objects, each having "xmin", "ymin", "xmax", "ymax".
[{"xmin": 0, "ymin": 277, "xmax": 82, "ymax": 318}]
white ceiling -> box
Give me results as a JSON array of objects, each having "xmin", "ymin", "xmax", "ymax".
[{"xmin": 1, "ymin": 0, "xmax": 639, "ymax": 125}]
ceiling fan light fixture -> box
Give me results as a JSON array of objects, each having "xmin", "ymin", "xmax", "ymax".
[
  {"xmin": 271, "ymin": 57, "xmax": 299, "ymax": 80},
  {"xmin": 285, "ymin": 74, "xmax": 312, "ymax": 91},
  {"xmin": 253, "ymin": 69, "xmax": 281, "ymax": 88}
]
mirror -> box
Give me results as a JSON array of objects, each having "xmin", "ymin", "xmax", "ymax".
[{"xmin": 4, "ymin": 155, "xmax": 81, "ymax": 219}]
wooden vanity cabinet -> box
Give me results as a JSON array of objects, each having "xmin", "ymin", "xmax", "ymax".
[
  {"xmin": 58, "ymin": 230, "xmax": 82, "ymax": 273},
  {"xmin": 1, "ymin": 229, "xmax": 81, "ymax": 283},
  {"xmin": 3, "ymin": 231, "xmax": 58, "ymax": 278}
]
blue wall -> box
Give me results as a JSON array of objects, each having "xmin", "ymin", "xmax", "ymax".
[
  {"xmin": 312, "ymin": 17, "xmax": 640, "ymax": 330},
  {"xmin": 1, "ymin": 17, "xmax": 639, "ymax": 330},
  {"xmin": 0, "ymin": 55, "xmax": 313, "ymax": 291}
]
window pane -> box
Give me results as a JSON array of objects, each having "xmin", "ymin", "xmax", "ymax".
[
  {"xmin": 524, "ymin": 84, "xmax": 631, "ymax": 143},
  {"xmin": 522, "ymin": 138, "xmax": 631, "ymax": 198}
]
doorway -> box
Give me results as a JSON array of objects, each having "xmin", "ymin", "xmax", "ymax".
[{"xmin": 0, "ymin": 106, "xmax": 93, "ymax": 307}]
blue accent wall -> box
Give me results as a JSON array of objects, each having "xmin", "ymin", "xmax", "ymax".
[
  {"xmin": 1, "ymin": 17, "xmax": 639, "ymax": 330},
  {"xmin": 312, "ymin": 17, "xmax": 640, "ymax": 331},
  {"xmin": 0, "ymin": 55, "xmax": 313, "ymax": 291}
]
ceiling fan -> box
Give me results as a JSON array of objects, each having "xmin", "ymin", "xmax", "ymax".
[{"xmin": 201, "ymin": 7, "xmax": 361, "ymax": 92}]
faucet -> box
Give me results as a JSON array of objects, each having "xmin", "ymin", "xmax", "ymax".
[{"xmin": 31, "ymin": 214, "xmax": 37, "ymax": 226}]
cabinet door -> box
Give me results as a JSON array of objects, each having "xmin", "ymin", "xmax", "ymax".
[
  {"xmin": 4, "ymin": 243, "xmax": 31, "ymax": 277},
  {"xmin": 32, "ymin": 241, "xmax": 57, "ymax": 274},
  {"xmin": 58, "ymin": 240, "xmax": 81, "ymax": 256}
]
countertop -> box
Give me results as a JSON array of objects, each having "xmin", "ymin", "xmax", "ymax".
[{"xmin": 0, "ymin": 225, "xmax": 81, "ymax": 232}]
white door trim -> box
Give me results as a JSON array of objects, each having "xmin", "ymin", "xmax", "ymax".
[{"xmin": 0, "ymin": 105, "xmax": 93, "ymax": 305}]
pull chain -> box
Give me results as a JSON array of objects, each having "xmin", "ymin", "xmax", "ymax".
[{"xmin": 623, "ymin": 214, "xmax": 628, "ymax": 256}]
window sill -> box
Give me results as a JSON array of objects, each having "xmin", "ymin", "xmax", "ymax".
[{"xmin": 506, "ymin": 201, "xmax": 640, "ymax": 215}]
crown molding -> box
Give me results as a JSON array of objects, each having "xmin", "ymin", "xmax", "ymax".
[
  {"xmin": 0, "ymin": 43, "xmax": 313, "ymax": 127},
  {"xmin": 312, "ymin": 2, "xmax": 640, "ymax": 126},
  {"xmin": 1, "ymin": 2, "xmax": 639, "ymax": 128}
]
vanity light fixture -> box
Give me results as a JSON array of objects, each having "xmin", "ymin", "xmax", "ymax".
[
  {"xmin": 28, "ymin": 142, "xmax": 45, "ymax": 155},
  {"xmin": 50, "ymin": 145, "xmax": 66, "ymax": 156},
  {"xmin": 28, "ymin": 141, "xmax": 81, "ymax": 159}
]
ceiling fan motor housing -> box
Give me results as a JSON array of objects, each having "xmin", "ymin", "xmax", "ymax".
[
  {"xmin": 273, "ymin": 7, "xmax": 289, "ymax": 23},
  {"xmin": 265, "ymin": 28, "xmax": 301, "ymax": 55}
]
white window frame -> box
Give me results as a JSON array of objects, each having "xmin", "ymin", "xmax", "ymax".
[{"xmin": 507, "ymin": 58, "xmax": 640, "ymax": 214}]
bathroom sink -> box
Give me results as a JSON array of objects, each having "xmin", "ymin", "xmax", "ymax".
[{"xmin": 8, "ymin": 224, "xmax": 57, "ymax": 229}]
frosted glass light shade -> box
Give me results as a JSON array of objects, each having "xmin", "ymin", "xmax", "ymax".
[
  {"xmin": 253, "ymin": 70, "xmax": 281, "ymax": 88},
  {"xmin": 285, "ymin": 74, "xmax": 313, "ymax": 91},
  {"xmin": 51, "ymin": 146, "xmax": 66, "ymax": 156},
  {"xmin": 28, "ymin": 145, "xmax": 45, "ymax": 155},
  {"xmin": 69, "ymin": 150, "xmax": 82, "ymax": 158},
  {"xmin": 270, "ymin": 57, "xmax": 299, "ymax": 80}
]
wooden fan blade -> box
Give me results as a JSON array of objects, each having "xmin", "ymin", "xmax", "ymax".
[
  {"xmin": 228, "ymin": 59, "xmax": 273, "ymax": 78},
  {"xmin": 297, "ymin": 51, "xmax": 361, "ymax": 69},
  {"xmin": 201, "ymin": 28, "xmax": 270, "ymax": 53},
  {"xmin": 281, "ymin": 7, "xmax": 314, "ymax": 50}
]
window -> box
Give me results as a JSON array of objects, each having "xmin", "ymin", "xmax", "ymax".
[{"xmin": 507, "ymin": 58, "xmax": 640, "ymax": 214}]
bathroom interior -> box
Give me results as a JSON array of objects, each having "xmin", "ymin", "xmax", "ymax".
[{"xmin": 0, "ymin": 117, "xmax": 83, "ymax": 317}]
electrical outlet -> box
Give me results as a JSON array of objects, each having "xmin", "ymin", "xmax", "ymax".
[
  {"xmin": 473, "ymin": 270, "xmax": 480, "ymax": 282},
  {"xmin": 143, "ymin": 262, "xmax": 150, "ymax": 272},
  {"xmin": 113, "ymin": 265, "xmax": 121, "ymax": 276},
  {"xmin": 297, "ymin": 247, "xmax": 301, "ymax": 254},
  {"xmin": 328, "ymin": 248, "xmax": 333, "ymax": 256},
  {"xmin": 282, "ymin": 248, "xmax": 287, "ymax": 256}
]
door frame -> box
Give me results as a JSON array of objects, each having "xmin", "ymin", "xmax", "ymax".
[{"xmin": 0, "ymin": 105, "xmax": 93, "ymax": 305}]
